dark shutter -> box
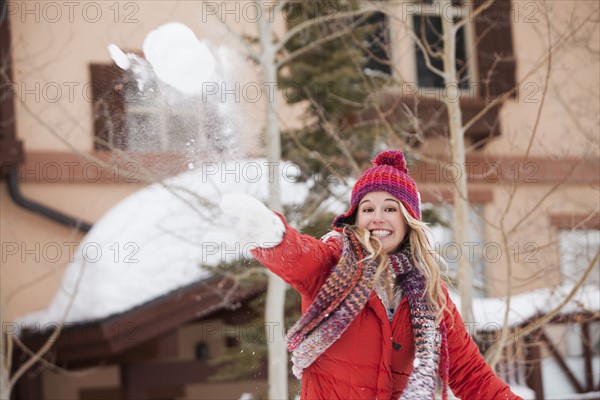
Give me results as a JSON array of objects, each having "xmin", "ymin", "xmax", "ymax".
[
  {"xmin": 89, "ymin": 63, "xmax": 127, "ymax": 150},
  {"xmin": 473, "ymin": 0, "xmax": 517, "ymax": 99}
]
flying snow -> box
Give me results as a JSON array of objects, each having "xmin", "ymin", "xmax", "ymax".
[{"xmin": 107, "ymin": 43, "xmax": 131, "ymax": 70}]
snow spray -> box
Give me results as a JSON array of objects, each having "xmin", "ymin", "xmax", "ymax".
[{"xmin": 107, "ymin": 22, "xmax": 253, "ymax": 166}]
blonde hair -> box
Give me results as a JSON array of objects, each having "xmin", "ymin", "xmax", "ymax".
[
  {"xmin": 349, "ymin": 203, "xmax": 448, "ymax": 323},
  {"xmin": 343, "ymin": 225, "xmax": 389, "ymax": 285}
]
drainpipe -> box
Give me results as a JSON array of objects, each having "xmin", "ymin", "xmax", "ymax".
[{"xmin": 5, "ymin": 168, "xmax": 93, "ymax": 233}]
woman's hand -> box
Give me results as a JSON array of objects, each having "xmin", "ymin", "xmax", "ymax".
[{"xmin": 219, "ymin": 192, "xmax": 285, "ymax": 249}]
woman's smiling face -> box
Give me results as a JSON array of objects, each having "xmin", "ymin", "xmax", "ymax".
[{"xmin": 355, "ymin": 191, "xmax": 408, "ymax": 253}]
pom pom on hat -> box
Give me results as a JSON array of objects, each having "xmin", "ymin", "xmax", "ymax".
[
  {"xmin": 332, "ymin": 149, "xmax": 421, "ymax": 230},
  {"xmin": 371, "ymin": 150, "xmax": 408, "ymax": 173}
]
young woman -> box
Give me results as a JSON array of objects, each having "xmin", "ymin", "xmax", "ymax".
[{"xmin": 221, "ymin": 150, "xmax": 522, "ymax": 400}]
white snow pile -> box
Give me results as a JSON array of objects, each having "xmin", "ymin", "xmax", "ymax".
[
  {"xmin": 18, "ymin": 159, "xmax": 311, "ymax": 327},
  {"xmin": 450, "ymin": 284, "xmax": 600, "ymax": 329}
]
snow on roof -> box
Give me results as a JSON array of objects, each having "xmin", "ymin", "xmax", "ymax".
[
  {"xmin": 450, "ymin": 284, "xmax": 600, "ymax": 330},
  {"xmin": 18, "ymin": 159, "xmax": 312, "ymax": 327}
]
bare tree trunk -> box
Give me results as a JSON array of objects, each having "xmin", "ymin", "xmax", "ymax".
[
  {"xmin": 440, "ymin": 0, "xmax": 474, "ymax": 323},
  {"xmin": 1, "ymin": 308, "xmax": 10, "ymax": 400},
  {"xmin": 258, "ymin": 2, "xmax": 288, "ymax": 398},
  {"xmin": 0, "ymin": 366, "xmax": 8, "ymax": 400}
]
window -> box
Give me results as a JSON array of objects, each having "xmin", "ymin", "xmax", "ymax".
[
  {"xmin": 409, "ymin": 0, "xmax": 515, "ymax": 96},
  {"xmin": 225, "ymin": 336, "xmax": 240, "ymax": 348},
  {"xmin": 412, "ymin": 11, "xmax": 470, "ymax": 88},
  {"xmin": 426, "ymin": 203, "xmax": 487, "ymax": 295},
  {"xmin": 122, "ymin": 74, "xmax": 201, "ymax": 152},
  {"xmin": 351, "ymin": 0, "xmax": 516, "ymax": 144},
  {"xmin": 363, "ymin": 12, "xmax": 392, "ymax": 76},
  {"xmin": 558, "ymin": 229, "xmax": 600, "ymax": 286},
  {"xmin": 90, "ymin": 63, "xmax": 229, "ymax": 152},
  {"xmin": 563, "ymin": 322, "xmax": 600, "ymax": 357},
  {"xmin": 195, "ymin": 341, "xmax": 210, "ymax": 360}
]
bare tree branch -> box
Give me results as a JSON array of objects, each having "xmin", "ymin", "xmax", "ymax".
[
  {"xmin": 275, "ymin": 4, "xmax": 378, "ymax": 53},
  {"xmin": 306, "ymin": 97, "xmax": 362, "ymax": 177},
  {"xmin": 208, "ymin": 13, "xmax": 262, "ymax": 64},
  {"xmin": 463, "ymin": 9, "xmax": 596, "ymax": 133},
  {"xmin": 8, "ymin": 257, "xmax": 88, "ymax": 393},
  {"xmin": 276, "ymin": 14, "xmax": 370, "ymax": 69},
  {"xmin": 406, "ymin": 28, "xmax": 446, "ymax": 79},
  {"xmin": 484, "ymin": 248, "xmax": 600, "ymax": 362},
  {"xmin": 12, "ymin": 335, "xmax": 105, "ymax": 377},
  {"xmin": 454, "ymin": 0, "xmax": 496, "ymax": 32}
]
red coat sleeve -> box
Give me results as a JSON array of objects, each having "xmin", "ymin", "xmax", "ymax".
[
  {"xmin": 250, "ymin": 213, "xmax": 341, "ymax": 299},
  {"xmin": 444, "ymin": 290, "xmax": 522, "ymax": 400}
]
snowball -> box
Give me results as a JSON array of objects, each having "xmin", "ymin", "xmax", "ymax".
[{"xmin": 142, "ymin": 22, "xmax": 216, "ymax": 96}]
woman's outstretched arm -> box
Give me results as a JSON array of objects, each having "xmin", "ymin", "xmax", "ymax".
[
  {"xmin": 251, "ymin": 214, "xmax": 341, "ymax": 299},
  {"xmin": 220, "ymin": 193, "xmax": 341, "ymax": 298}
]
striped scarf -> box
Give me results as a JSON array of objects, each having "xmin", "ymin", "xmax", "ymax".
[{"xmin": 287, "ymin": 233, "xmax": 449, "ymax": 399}]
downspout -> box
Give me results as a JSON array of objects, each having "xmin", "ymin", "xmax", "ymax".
[
  {"xmin": 5, "ymin": 168, "xmax": 93, "ymax": 233},
  {"xmin": 1, "ymin": 0, "xmax": 92, "ymax": 235}
]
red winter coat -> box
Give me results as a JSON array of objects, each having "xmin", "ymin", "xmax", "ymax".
[{"xmin": 252, "ymin": 216, "xmax": 522, "ymax": 400}]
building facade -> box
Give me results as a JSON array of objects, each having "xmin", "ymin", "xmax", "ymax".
[{"xmin": 1, "ymin": 1, "xmax": 598, "ymax": 399}]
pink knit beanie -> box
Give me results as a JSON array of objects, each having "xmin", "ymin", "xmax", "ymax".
[{"xmin": 332, "ymin": 150, "xmax": 421, "ymax": 230}]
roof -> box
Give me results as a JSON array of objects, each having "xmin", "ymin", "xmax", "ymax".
[
  {"xmin": 20, "ymin": 277, "xmax": 264, "ymax": 365},
  {"xmin": 450, "ymin": 284, "xmax": 600, "ymax": 331}
]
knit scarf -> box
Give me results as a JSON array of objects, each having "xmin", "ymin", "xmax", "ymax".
[{"xmin": 287, "ymin": 233, "xmax": 450, "ymax": 400}]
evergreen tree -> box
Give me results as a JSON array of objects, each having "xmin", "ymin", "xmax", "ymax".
[{"xmin": 279, "ymin": 0, "xmax": 395, "ymax": 180}]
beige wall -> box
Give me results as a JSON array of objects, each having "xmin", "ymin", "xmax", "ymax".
[
  {"xmin": 497, "ymin": 0, "xmax": 600, "ymax": 157},
  {"xmin": 484, "ymin": 183, "xmax": 599, "ymax": 296},
  {"xmin": 417, "ymin": 177, "xmax": 598, "ymax": 297},
  {"xmin": 3, "ymin": 0, "xmax": 598, "ymax": 321}
]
